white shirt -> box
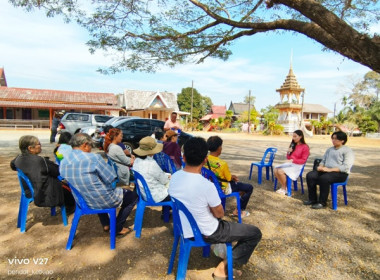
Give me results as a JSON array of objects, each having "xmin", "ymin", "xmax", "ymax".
[
  {"xmin": 133, "ymin": 156, "xmax": 169, "ymax": 203},
  {"xmin": 169, "ymin": 170, "xmax": 221, "ymax": 238}
]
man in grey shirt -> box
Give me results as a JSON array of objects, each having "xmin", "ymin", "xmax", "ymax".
[{"xmin": 304, "ymin": 131, "xmax": 354, "ymax": 209}]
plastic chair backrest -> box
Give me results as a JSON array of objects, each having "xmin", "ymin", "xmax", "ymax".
[
  {"xmin": 153, "ymin": 152, "xmax": 177, "ymax": 174},
  {"xmin": 16, "ymin": 168, "xmax": 34, "ymax": 198},
  {"xmin": 133, "ymin": 170, "xmax": 155, "ymax": 203},
  {"xmin": 261, "ymin": 147, "xmax": 277, "ymax": 165},
  {"xmin": 171, "ymin": 197, "xmax": 206, "ymax": 245},
  {"xmin": 107, "ymin": 158, "xmax": 118, "ymax": 174},
  {"xmin": 200, "ymin": 167, "xmax": 225, "ymax": 198},
  {"xmin": 64, "ymin": 180, "xmax": 89, "ymax": 211}
]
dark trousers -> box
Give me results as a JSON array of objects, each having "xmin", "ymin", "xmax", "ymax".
[
  {"xmin": 98, "ymin": 189, "xmax": 138, "ymax": 232},
  {"xmin": 204, "ymin": 220, "xmax": 262, "ymax": 265},
  {"xmin": 230, "ymin": 181, "xmax": 253, "ymax": 210},
  {"xmin": 50, "ymin": 128, "xmax": 57, "ymax": 143},
  {"xmin": 306, "ymin": 170, "xmax": 348, "ymax": 205}
]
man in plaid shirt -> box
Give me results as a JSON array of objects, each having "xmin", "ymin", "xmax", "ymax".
[{"xmin": 60, "ymin": 133, "xmax": 137, "ymax": 235}]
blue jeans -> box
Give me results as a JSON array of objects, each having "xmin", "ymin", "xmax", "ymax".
[
  {"xmin": 230, "ymin": 181, "xmax": 253, "ymax": 210},
  {"xmin": 204, "ymin": 220, "xmax": 262, "ymax": 265},
  {"xmin": 98, "ymin": 189, "xmax": 138, "ymax": 232}
]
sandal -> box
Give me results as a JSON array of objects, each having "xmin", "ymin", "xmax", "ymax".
[{"xmin": 117, "ymin": 227, "xmax": 132, "ymax": 236}]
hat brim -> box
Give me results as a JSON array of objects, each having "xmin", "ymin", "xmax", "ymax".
[{"xmin": 133, "ymin": 142, "xmax": 163, "ymax": 156}]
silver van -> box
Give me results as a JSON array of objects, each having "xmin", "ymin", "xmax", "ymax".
[{"xmin": 58, "ymin": 113, "xmax": 113, "ymax": 135}]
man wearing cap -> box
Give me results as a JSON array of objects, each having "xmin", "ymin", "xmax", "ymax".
[
  {"xmin": 133, "ymin": 136, "xmax": 171, "ymax": 206},
  {"xmin": 60, "ymin": 133, "xmax": 138, "ymax": 235},
  {"xmin": 164, "ymin": 112, "xmax": 182, "ymax": 132}
]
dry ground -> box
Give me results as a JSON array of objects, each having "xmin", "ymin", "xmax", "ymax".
[{"xmin": 0, "ymin": 130, "xmax": 379, "ymax": 280}]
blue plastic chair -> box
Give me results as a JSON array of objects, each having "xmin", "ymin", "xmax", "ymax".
[
  {"xmin": 16, "ymin": 169, "xmax": 67, "ymax": 233},
  {"xmin": 167, "ymin": 197, "xmax": 233, "ymax": 280},
  {"xmin": 153, "ymin": 152, "xmax": 178, "ymax": 174},
  {"xmin": 60, "ymin": 177, "xmax": 117, "ymax": 250},
  {"xmin": 201, "ymin": 167, "xmax": 242, "ymax": 223},
  {"xmin": 107, "ymin": 157, "xmax": 120, "ymax": 188},
  {"xmin": 249, "ymin": 147, "xmax": 277, "ymax": 184},
  {"xmin": 132, "ymin": 170, "xmax": 173, "ymax": 238},
  {"xmin": 331, "ymin": 176, "xmax": 349, "ymax": 210},
  {"xmin": 274, "ymin": 163, "xmax": 307, "ymax": 196}
]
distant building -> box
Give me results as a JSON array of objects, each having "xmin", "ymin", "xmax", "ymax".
[
  {"xmin": 117, "ymin": 89, "xmax": 189, "ymax": 122},
  {"xmin": 228, "ymin": 102, "xmax": 256, "ymax": 120},
  {"xmin": 0, "ymin": 68, "xmax": 120, "ymax": 128},
  {"xmin": 275, "ymin": 65, "xmax": 305, "ymax": 133},
  {"xmin": 302, "ymin": 103, "xmax": 332, "ymax": 128},
  {"xmin": 200, "ymin": 105, "xmax": 226, "ymax": 122}
]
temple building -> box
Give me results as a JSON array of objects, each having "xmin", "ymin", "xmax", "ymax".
[{"xmin": 275, "ymin": 65, "xmax": 305, "ymax": 134}]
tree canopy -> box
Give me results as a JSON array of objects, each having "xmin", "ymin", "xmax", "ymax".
[
  {"xmin": 177, "ymin": 87, "xmax": 212, "ymax": 120},
  {"xmin": 11, "ymin": 0, "xmax": 380, "ymax": 73}
]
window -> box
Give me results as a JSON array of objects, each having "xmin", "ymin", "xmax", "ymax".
[{"xmin": 94, "ymin": 115, "xmax": 112, "ymax": 123}]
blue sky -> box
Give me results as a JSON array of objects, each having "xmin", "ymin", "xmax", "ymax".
[{"xmin": 0, "ymin": 1, "xmax": 376, "ymax": 113}]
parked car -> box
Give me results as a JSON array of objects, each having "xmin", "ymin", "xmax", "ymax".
[
  {"xmin": 58, "ymin": 113, "xmax": 113, "ymax": 135},
  {"xmin": 110, "ymin": 118, "xmax": 192, "ymax": 153}
]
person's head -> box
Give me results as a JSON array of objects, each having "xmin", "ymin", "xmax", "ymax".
[
  {"xmin": 104, "ymin": 128, "xmax": 123, "ymax": 153},
  {"xmin": 133, "ymin": 136, "xmax": 163, "ymax": 157},
  {"xmin": 58, "ymin": 132, "xmax": 72, "ymax": 145},
  {"xmin": 170, "ymin": 112, "xmax": 177, "ymax": 122},
  {"xmin": 19, "ymin": 135, "xmax": 41, "ymax": 155},
  {"xmin": 207, "ymin": 136, "xmax": 223, "ymax": 155},
  {"xmin": 292, "ymin": 130, "xmax": 306, "ymax": 145},
  {"xmin": 331, "ymin": 131, "xmax": 348, "ymax": 146},
  {"xmin": 183, "ymin": 137, "xmax": 208, "ymax": 166},
  {"xmin": 70, "ymin": 133, "xmax": 93, "ymax": 153},
  {"xmin": 154, "ymin": 130, "xmax": 166, "ymax": 142},
  {"xmin": 165, "ymin": 130, "xmax": 178, "ymax": 142}
]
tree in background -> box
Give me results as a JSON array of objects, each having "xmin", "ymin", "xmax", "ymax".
[
  {"xmin": 260, "ymin": 105, "xmax": 280, "ymax": 131},
  {"xmin": 177, "ymin": 87, "xmax": 212, "ymax": 121},
  {"xmin": 337, "ymin": 71, "xmax": 380, "ymax": 133},
  {"xmin": 11, "ymin": 0, "xmax": 380, "ymax": 73},
  {"xmin": 244, "ymin": 95, "xmax": 256, "ymax": 106}
]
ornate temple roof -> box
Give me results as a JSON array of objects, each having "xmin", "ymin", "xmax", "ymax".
[{"xmin": 276, "ymin": 66, "xmax": 304, "ymax": 92}]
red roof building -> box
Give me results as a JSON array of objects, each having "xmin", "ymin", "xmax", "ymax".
[
  {"xmin": 200, "ymin": 105, "xmax": 226, "ymax": 121},
  {"xmin": 0, "ymin": 68, "xmax": 120, "ymax": 128}
]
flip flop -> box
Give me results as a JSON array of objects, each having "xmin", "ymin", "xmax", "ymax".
[
  {"xmin": 230, "ymin": 211, "xmax": 250, "ymax": 218},
  {"xmin": 117, "ymin": 227, "xmax": 132, "ymax": 236}
]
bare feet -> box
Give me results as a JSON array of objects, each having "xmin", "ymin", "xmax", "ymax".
[{"xmin": 213, "ymin": 260, "xmax": 242, "ymax": 279}]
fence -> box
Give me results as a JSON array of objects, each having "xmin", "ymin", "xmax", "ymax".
[{"xmin": 0, "ymin": 119, "xmax": 50, "ymax": 129}]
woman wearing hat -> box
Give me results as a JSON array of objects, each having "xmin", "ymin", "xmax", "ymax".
[
  {"xmin": 133, "ymin": 137, "xmax": 171, "ymax": 205},
  {"xmin": 163, "ymin": 130, "xmax": 182, "ymax": 169}
]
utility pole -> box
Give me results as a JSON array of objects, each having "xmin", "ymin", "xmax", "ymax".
[
  {"xmin": 248, "ymin": 90, "xmax": 251, "ymax": 133},
  {"xmin": 333, "ymin": 102, "xmax": 336, "ymax": 132},
  {"xmin": 191, "ymin": 80, "xmax": 194, "ymax": 125}
]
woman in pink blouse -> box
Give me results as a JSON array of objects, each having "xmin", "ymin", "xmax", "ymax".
[{"xmin": 274, "ymin": 130, "xmax": 310, "ymax": 195}]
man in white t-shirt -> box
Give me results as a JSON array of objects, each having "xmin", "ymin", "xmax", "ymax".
[
  {"xmin": 164, "ymin": 112, "xmax": 182, "ymax": 131},
  {"xmin": 169, "ymin": 137, "xmax": 262, "ymax": 279}
]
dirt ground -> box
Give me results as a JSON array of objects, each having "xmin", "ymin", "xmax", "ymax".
[{"xmin": 0, "ymin": 130, "xmax": 379, "ymax": 280}]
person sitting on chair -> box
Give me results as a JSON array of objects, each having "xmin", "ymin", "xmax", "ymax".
[
  {"xmin": 206, "ymin": 136, "xmax": 253, "ymax": 218},
  {"xmin": 304, "ymin": 131, "xmax": 354, "ymax": 209},
  {"xmin": 104, "ymin": 128, "xmax": 135, "ymax": 187},
  {"xmin": 133, "ymin": 137, "xmax": 171, "ymax": 215},
  {"xmin": 163, "ymin": 130, "xmax": 182, "ymax": 169},
  {"xmin": 169, "ymin": 137, "xmax": 262, "ymax": 279},
  {"xmin": 274, "ymin": 130, "xmax": 309, "ymax": 195},
  {"xmin": 60, "ymin": 133, "xmax": 138, "ymax": 235},
  {"xmin": 54, "ymin": 132, "xmax": 73, "ymax": 163},
  {"xmin": 10, "ymin": 135, "xmax": 75, "ymax": 210}
]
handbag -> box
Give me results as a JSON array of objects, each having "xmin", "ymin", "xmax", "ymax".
[{"xmin": 313, "ymin": 158, "xmax": 323, "ymax": 171}]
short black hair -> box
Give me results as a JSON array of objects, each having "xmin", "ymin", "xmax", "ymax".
[
  {"xmin": 207, "ymin": 136, "xmax": 223, "ymax": 152},
  {"xmin": 183, "ymin": 137, "xmax": 208, "ymax": 166},
  {"xmin": 58, "ymin": 132, "xmax": 72, "ymax": 144},
  {"xmin": 332, "ymin": 131, "xmax": 348, "ymax": 145},
  {"xmin": 155, "ymin": 130, "xmax": 164, "ymax": 140}
]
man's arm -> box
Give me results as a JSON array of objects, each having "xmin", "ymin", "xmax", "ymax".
[{"xmin": 210, "ymin": 204, "xmax": 224, "ymax": 219}]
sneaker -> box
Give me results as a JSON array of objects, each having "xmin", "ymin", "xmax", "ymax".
[{"xmin": 276, "ymin": 188, "xmax": 286, "ymax": 195}]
